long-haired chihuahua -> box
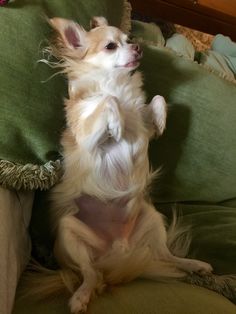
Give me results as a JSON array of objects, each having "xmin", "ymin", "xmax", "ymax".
[{"xmin": 39, "ymin": 16, "xmax": 213, "ymax": 313}]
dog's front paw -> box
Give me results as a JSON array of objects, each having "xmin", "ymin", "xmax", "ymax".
[
  {"xmin": 150, "ymin": 95, "xmax": 167, "ymax": 136},
  {"xmin": 106, "ymin": 96, "xmax": 124, "ymax": 142}
]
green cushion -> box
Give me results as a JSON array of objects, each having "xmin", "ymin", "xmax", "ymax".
[
  {"xmin": 13, "ymin": 280, "xmax": 236, "ymax": 314},
  {"xmin": 141, "ymin": 46, "xmax": 236, "ymax": 204},
  {"xmin": 148, "ymin": 47, "xmax": 236, "ymax": 204},
  {"xmin": 0, "ymin": 0, "xmax": 130, "ymax": 190}
]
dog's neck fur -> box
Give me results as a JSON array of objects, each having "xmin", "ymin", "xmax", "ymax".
[{"xmin": 67, "ymin": 62, "xmax": 146, "ymax": 108}]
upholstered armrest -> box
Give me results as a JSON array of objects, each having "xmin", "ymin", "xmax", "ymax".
[{"xmin": 0, "ymin": 188, "xmax": 34, "ymax": 314}]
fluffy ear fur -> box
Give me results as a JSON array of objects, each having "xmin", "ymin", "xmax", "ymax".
[
  {"xmin": 90, "ymin": 16, "xmax": 108, "ymax": 29},
  {"xmin": 50, "ymin": 18, "xmax": 86, "ymax": 50}
]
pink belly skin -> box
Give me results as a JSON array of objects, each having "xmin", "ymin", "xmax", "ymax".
[{"xmin": 74, "ymin": 195, "xmax": 137, "ymax": 247}]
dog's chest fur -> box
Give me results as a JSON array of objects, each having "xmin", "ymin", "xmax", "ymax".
[{"xmin": 61, "ymin": 70, "xmax": 150, "ymax": 199}]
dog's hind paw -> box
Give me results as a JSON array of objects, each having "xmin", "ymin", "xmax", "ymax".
[
  {"xmin": 69, "ymin": 288, "xmax": 90, "ymax": 314},
  {"xmin": 194, "ymin": 261, "xmax": 213, "ymax": 276},
  {"xmin": 182, "ymin": 259, "xmax": 213, "ymax": 276}
]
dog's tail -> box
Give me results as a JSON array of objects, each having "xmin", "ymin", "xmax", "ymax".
[
  {"xmin": 166, "ymin": 209, "xmax": 191, "ymax": 258},
  {"xmin": 19, "ymin": 261, "xmax": 80, "ymax": 300}
]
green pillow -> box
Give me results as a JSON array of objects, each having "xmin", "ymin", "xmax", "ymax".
[
  {"xmin": 129, "ymin": 24, "xmax": 236, "ymax": 203},
  {"xmin": 0, "ymin": 0, "xmax": 131, "ymax": 190}
]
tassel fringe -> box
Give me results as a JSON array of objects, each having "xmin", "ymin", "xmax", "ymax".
[{"xmin": 0, "ymin": 159, "xmax": 62, "ymax": 190}]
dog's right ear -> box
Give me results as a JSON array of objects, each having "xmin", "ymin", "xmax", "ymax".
[
  {"xmin": 90, "ymin": 16, "xmax": 108, "ymax": 29},
  {"xmin": 50, "ymin": 18, "xmax": 86, "ymax": 50}
]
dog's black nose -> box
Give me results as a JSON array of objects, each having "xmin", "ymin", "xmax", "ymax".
[
  {"xmin": 132, "ymin": 44, "xmax": 142, "ymax": 55},
  {"xmin": 132, "ymin": 44, "xmax": 139, "ymax": 51}
]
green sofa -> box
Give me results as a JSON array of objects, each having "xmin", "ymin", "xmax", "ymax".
[{"xmin": 0, "ymin": 1, "xmax": 236, "ymax": 313}]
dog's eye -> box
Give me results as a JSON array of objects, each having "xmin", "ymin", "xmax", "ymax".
[{"xmin": 105, "ymin": 42, "xmax": 117, "ymax": 50}]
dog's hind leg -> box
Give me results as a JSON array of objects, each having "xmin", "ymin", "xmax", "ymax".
[
  {"xmin": 67, "ymin": 242, "xmax": 97, "ymax": 314},
  {"xmin": 131, "ymin": 201, "xmax": 213, "ymax": 279},
  {"xmin": 55, "ymin": 215, "xmax": 104, "ymax": 313}
]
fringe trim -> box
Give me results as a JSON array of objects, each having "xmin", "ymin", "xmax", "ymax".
[
  {"xmin": 133, "ymin": 36, "xmax": 236, "ymax": 85},
  {"xmin": 120, "ymin": 0, "xmax": 132, "ymax": 34},
  {"xmin": 0, "ymin": 159, "xmax": 62, "ymax": 190},
  {"xmin": 183, "ymin": 273, "xmax": 236, "ymax": 304}
]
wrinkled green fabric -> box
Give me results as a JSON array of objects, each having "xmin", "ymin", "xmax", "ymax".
[{"xmin": 0, "ymin": 0, "xmax": 128, "ymax": 189}]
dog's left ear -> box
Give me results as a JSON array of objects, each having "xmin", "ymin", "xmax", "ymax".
[
  {"xmin": 50, "ymin": 18, "xmax": 86, "ymax": 50},
  {"xmin": 90, "ymin": 16, "xmax": 108, "ymax": 29}
]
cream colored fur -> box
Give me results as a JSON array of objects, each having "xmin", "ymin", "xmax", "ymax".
[{"xmin": 36, "ymin": 17, "xmax": 213, "ymax": 314}]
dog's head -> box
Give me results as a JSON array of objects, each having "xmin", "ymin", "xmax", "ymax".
[{"xmin": 50, "ymin": 16, "xmax": 142, "ymax": 71}]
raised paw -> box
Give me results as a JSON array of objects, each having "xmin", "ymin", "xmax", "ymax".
[
  {"xmin": 106, "ymin": 96, "xmax": 124, "ymax": 142},
  {"xmin": 149, "ymin": 95, "xmax": 167, "ymax": 136}
]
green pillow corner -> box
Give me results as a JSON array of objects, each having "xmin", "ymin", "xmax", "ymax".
[{"xmin": 0, "ymin": 0, "xmax": 131, "ymax": 190}]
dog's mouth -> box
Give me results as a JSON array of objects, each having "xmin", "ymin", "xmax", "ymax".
[
  {"xmin": 123, "ymin": 60, "xmax": 140, "ymax": 68},
  {"xmin": 116, "ymin": 54, "xmax": 142, "ymax": 69}
]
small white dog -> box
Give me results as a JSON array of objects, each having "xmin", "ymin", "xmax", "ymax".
[{"xmin": 45, "ymin": 16, "xmax": 213, "ymax": 313}]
